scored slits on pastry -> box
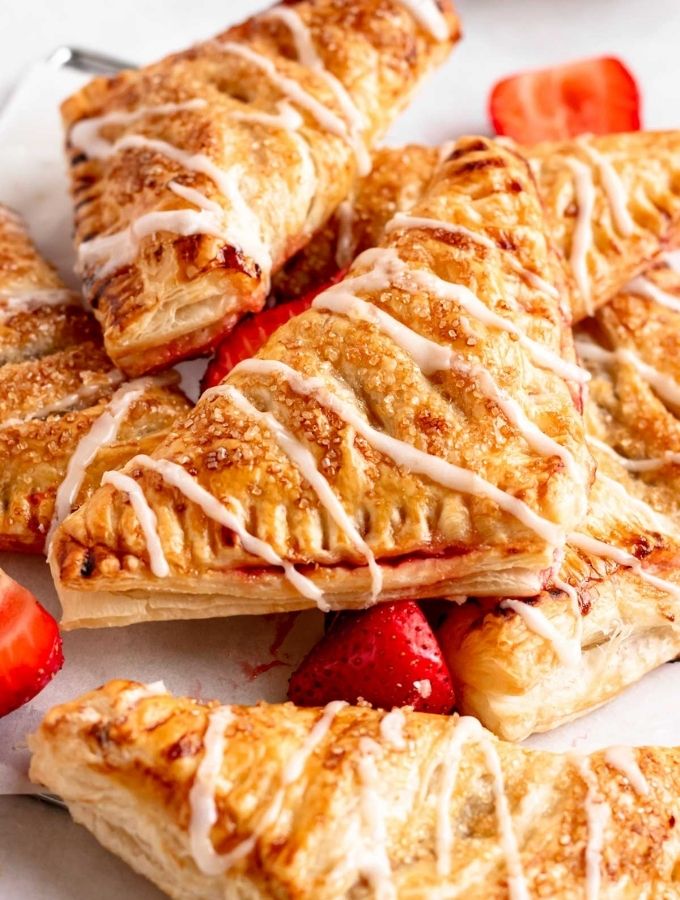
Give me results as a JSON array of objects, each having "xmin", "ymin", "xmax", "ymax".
[
  {"xmin": 28, "ymin": 681, "xmax": 680, "ymax": 898},
  {"xmin": 63, "ymin": 0, "xmax": 460, "ymax": 374},
  {"xmin": 50, "ymin": 137, "xmax": 593, "ymax": 627}
]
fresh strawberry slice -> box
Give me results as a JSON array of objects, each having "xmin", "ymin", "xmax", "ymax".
[
  {"xmin": 288, "ymin": 600, "xmax": 456, "ymax": 713},
  {"xmin": 489, "ymin": 56, "xmax": 641, "ymax": 144},
  {"xmin": 201, "ymin": 269, "xmax": 347, "ymax": 392},
  {"xmin": 0, "ymin": 570, "xmax": 63, "ymax": 717}
]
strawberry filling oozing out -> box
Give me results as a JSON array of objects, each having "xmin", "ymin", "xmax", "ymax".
[{"xmin": 288, "ymin": 600, "xmax": 456, "ymax": 714}]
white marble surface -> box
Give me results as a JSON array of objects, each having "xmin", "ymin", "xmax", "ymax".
[{"xmin": 1, "ymin": 0, "xmax": 680, "ymax": 897}]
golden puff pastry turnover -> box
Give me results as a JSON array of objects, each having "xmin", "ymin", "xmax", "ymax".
[
  {"xmin": 62, "ymin": 0, "xmax": 460, "ymax": 376},
  {"xmin": 0, "ymin": 207, "xmax": 192, "ymax": 552},
  {"xmin": 438, "ymin": 449, "xmax": 680, "ymax": 742},
  {"xmin": 50, "ymin": 137, "xmax": 593, "ymax": 628},
  {"xmin": 438, "ymin": 272, "xmax": 680, "ymax": 742},
  {"xmin": 270, "ymin": 134, "xmax": 680, "ymax": 325},
  {"xmin": 29, "ymin": 680, "xmax": 680, "ymax": 900}
]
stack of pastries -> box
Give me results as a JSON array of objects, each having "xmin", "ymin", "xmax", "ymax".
[{"xmin": 2, "ymin": 0, "xmax": 678, "ymax": 896}]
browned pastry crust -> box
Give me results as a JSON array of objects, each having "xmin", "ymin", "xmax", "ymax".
[
  {"xmin": 29, "ymin": 681, "xmax": 680, "ymax": 899},
  {"xmin": 531, "ymin": 132, "xmax": 680, "ymax": 322},
  {"xmin": 51, "ymin": 137, "xmax": 593, "ymax": 628},
  {"xmin": 270, "ymin": 133, "xmax": 680, "ymax": 325},
  {"xmin": 438, "ymin": 258, "xmax": 680, "ymax": 741},
  {"xmin": 62, "ymin": 0, "xmax": 460, "ymax": 375},
  {"xmin": 439, "ymin": 455, "xmax": 680, "ymax": 741},
  {"xmin": 0, "ymin": 379, "xmax": 189, "ymax": 552},
  {"xmin": 0, "ymin": 205, "xmax": 193, "ymax": 552},
  {"xmin": 0, "ymin": 205, "xmax": 97, "ymax": 364}
]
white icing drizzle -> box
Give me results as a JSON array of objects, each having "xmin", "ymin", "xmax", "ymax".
[
  {"xmin": 568, "ymin": 530, "xmax": 680, "ymax": 602},
  {"xmin": 397, "ymin": 256, "xmax": 589, "ymax": 385},
  {"xmin": 356, "ymin": 737, "xmax": 396, "ymax": 900},
  {"xmin": 385, "ymin": 212, "xmax": 561, "ymax": 300},
  {"xmin": 73, "ymin": 95, "xmax": 316, "ymax": 281},
  {"xmin": 379, "ymin": 708, "xmax": 406, "ymax": 750},
  {"xmin": 0, "ymin": 369, "xmax": 124, "ymax": 429},
  {"xmin": 392, "ymin": 0, "xmax": 451, "ymax": 40},
  {"xmin": 578, "ymin": 137, "xmax": 635, "ymax": 237},
  {"xmin": 0, "ymin": 288, "xmax": 81, "ymax": 324},
  {"xmin": 603, "ymin": 746, "xmax": 649, "ymax": 795},
  {"xmin": 565, "ymin": 158, "xmax": 596, "ymax": 315},
  {"xmin": 575, "ymin": 756, "xmax": 610, "ymax": 900},
  {"xmin": 435, "ymin": 716, "xmax": 528, "ymax": 900},
  {"xmin": 46, "ymin": 375, "xmax": 166, "ymax": 547},
  {"xmin": 576, "ymin": 340, "xmax": 680, "ymax": 409},
  {"xmin": 101, "ymin": 470, "xmax": 170, "ymax": 577},
  {"xmin": 479, "ymin": 738, "xmax": 529, "ymax": 900},
  {"xmin": 500, "ymin": 598, "xmax": 581, "ymax": 668},
  {"xmin": 435, "ymin": 716, "xmax": 482, "ymax": 876},
  {"xmin": 207, "ymin": 383, "xmax": 382, "ymax": 600},
  {"xmin": 313, "ymin": 269, "xmax": 582, "ymax": 479},
  {"xmin": 260, "ymin": 7, "xmax": 370, "ymax": 176},
  {"xmin": 188, "ymin": 700, "xmax": 345, "ymax": 876},
  {"xmin": 230, "ymin": 100, "xmax": 303, "ymax": 132},
  {"xmin": 108, "ymin": 136, "xmax": 271, "ymax": 274},
  {"xmin": 78, "ymin": 204, "xmax": 226, "ymax": 279},
  {"xmin": 188, "ymin": 705, "xmax": 235, "ymax": 876},
  {"xmin": 663, "ymin": 249, "xmax": 680, "ymax": 273},
  {"xmin": 625, "ymin": 274, "xmax": 680, "ymax": 314},
  {"xmin": 597, "ymin": 472, "xmax": 675, "ymax": 536},
  {"xmin": 231, "ymin": 103, "xmax": 317, "ymax": 206},
  {"xmin": 231, "ymin": 357, "xmax": 565, "ymax": 545},
  {"xmin": 220, "ymin": 42, "xmax": 369, "ymax": 174},
  {"xmin": 587, "ymin": 435, "xmax": 680, "ymax": 473},
  {"xmin": 119, "ymin": 679, "xmax": 168, "ymax": 709},
  {"xmin": 130, "ymin": 454, "xmax": 325, "ymax": 606},
  {"xmin": 335, "ymin": 200, "xmax": 357, "ymax": 268},
  {"xmin": 68, "ymin": 99, "xmax": 208, "ymax": 160}
]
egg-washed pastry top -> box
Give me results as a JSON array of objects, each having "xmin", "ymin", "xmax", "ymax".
[
  {"xmin": 29, "ymin": 680, "xmax": 680, "ymax": 900},
  {"xmin": 62, "ymin": 0, "xmax": 460, "ymax": 375},
  {"xmin": 51, "ymin": 137, "xmax": 593, "ymax": 628}
]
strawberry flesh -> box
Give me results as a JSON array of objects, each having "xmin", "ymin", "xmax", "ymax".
[
  {"xmin": 0, "ymin": 570, "xmax": 63, "ymax": 717},
  {"xmin": 201, "ymin": 269, "xmax": 347, "ymax": 392},
  {"xmin": 288, "ymin": 600, "xmax": 456, "ymax": 713},
  {"xmin": 489, "ymin": 56, "xmax": 641, "ymax": 144}
]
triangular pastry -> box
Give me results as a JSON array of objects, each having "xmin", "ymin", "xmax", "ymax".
[
  {"xmin": 62, "ymin": 0, "xmax": 460, "ymax": 375},
  {"xmin": 0, "ymin": 206, "xmax": 191, "ymax": 552},
  {"xmin": 271, "ymin": 134, "xmax": 680, "ymax": 324},
  {"xmin": 29, "ymin": 680, "xmax": 680, "ymax": 899},
  {"xmin": 439, "ymin": 262, "xmax": 680, "ymax": 741},
  {"xmin": 51, "ymin": 137, "xmax": 593, "ymax": 627}
]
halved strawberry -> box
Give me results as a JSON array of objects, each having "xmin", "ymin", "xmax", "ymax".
[
  {"xmin": 489, "ymin": 56, "xmax": 641, "ymax": 144},
  {"xmin": 201, "ymin": 269, "xmax": 347, "ymax": 392},
  {"xmin": 288, "ymin": 601, "xmax": 456, "ymax": 713},
  {"xmin": 0, "ymin": 570, "xmax": 63, "ymax": 717}
]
